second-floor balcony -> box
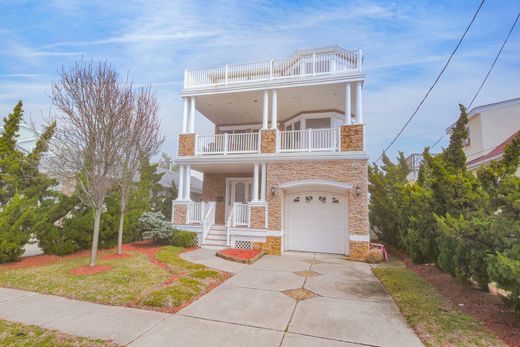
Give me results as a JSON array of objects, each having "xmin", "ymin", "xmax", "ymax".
[
  {"xmin": 184, "ymin": 47, "xmax": 362, "ymax": 90},
  {"xmin": 188, "ymin": 128, "xmax": 341, "ymax": 157}
]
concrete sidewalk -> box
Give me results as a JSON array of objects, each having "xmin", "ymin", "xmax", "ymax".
[{"xmin": 0, "ymin": 250, "xmax": 423, "ymax": 346}]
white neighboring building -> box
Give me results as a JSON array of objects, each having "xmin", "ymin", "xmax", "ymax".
[
  {"xmin": 455, "ymin": 98, "xmax": 520, "ymax": 173},
  {"xmin": 0, "ymin": 122, "xmax": 39, "ymax": 154}
]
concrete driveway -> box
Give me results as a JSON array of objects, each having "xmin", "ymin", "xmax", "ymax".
[{"xmin": 134, "ymin": 249, "xmax": 423, "ymax": 347}]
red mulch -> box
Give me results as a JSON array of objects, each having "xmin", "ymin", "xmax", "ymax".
[
  {"xmin": 0, "ymin": 250, "xmax": 91, "ymax": 270},
  {"xmin": 220, "ymin": 248, "xmax": 261, "ymax": 260},
  {"xmin": 387, "ymin": 245, "xmax": 520, "ymax": 346},
  {"xmin": 101, "ymin": 253, "xmax": 133, "ymax": 260},
  {"xmin": 69, "ymin": 265, "xmax": 112, "ymax": 275}
]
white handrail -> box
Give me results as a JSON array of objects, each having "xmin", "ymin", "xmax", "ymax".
[
  {"xmin": 233, "ymin": 203, "xmax": 249, "ymax": 226},
  {"xmin": 201, "ymin": 202, "xmax": 216, "ymax": 244},
  {"xmin": 184, "ymin": 49, "xmax": 361, "ymax": 88},
  {"xmin": 225, "ymin": 204, "xmax": 236, "ymax": 247},
  {"xmin": 196, "ymin": 132, "xmax": 259, "ymax": 156},
  {"xmin": 279, "ymin": 128, "xmax": 338, "ymax": 152},
  {"xmin": 187, "ymin": 202, "xmax": 202, "ymax": 224}
]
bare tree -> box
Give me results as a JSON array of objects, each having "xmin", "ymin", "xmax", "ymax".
[
  {"xmin": 50, "ymin": 61, "xmax": 132, "ymax": 266},
  {"xmin": 116, "ymin": 87, "xmax": 163, "ymax": 255}
]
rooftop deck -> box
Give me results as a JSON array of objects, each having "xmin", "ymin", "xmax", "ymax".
[{"xmin": 184, "ymin": 47, "xmax": 362, "ymax": 90}]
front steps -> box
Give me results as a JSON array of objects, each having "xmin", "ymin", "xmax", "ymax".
[{"xmin": 201, "ymin": 225, "xmax": 228, "ymax": 249}]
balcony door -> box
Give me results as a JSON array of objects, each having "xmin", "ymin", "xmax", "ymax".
[{"xmin": 225, "ymin": 178, "xmax": 253, "ymax": 219}]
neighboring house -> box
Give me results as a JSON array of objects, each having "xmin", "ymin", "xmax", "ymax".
[
  {"xmin": 0, "ymin": 121, "xmax": 39, "ymax": 154},
  {"xmin": 449, "ymin": 98, "xmax": 520, "ymax": 174},
  {"xmin": 406, "ymin": 153, "xmax": 423, "ymax": 182},
  {"xmin": 171, "ymin": 46, "xmax": 369, "ymax": 259},
  {"xmin": 156, "ymin": 167, "xmax": 202, "ymax": 202}
]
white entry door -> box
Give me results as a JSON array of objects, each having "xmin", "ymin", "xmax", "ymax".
[
  {"xmin": 225, "ymin": 178, "xmax": 253, "ymax": 218},
  {"xmin": 286, "ymin": 191, "xmax": 347, "ymax": 254}
]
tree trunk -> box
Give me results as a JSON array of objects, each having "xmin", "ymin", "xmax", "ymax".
[
  {"xmin": 89, "ymin": 207, "xmax": 102, "ymax": 267},
  {"xmin": 117, "ymin": 203, "xmax": 125, "ymax": 255}
]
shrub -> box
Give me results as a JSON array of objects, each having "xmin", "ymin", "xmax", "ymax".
[
  {"xmin": 171, "ymin": 229, "xmax": 197, "ymax": 248},
  {"xmin": 365, "ymin": 249, "xmax": 384, "ymax": 264},
  {"xmin": 138, "ymin": 212, "xmax": 173, "ymax": 244}
]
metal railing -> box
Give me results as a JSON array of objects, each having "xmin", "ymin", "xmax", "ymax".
[
  {"xmin": 278, "ymin": 128, "xmax": 338, "ymax": 152},
  {"xmin": 184, "ymin": 49, "xmax": 362, "ymax": 88},
  {"xmin": 196, "ymin": 132, "xmax": 259, "ymax": 155}
]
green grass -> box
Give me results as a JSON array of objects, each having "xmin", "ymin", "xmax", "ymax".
[
  {"xmin": 0, "ymin": 319, "xmax": 119, "ymax": 347},
  {"xmin": 373, "ymin": 266, "xmax": 503, "ymax": 346},
  {"xmin": 0, "ymin": 247, "xmax": 223, "ymax": 311}
]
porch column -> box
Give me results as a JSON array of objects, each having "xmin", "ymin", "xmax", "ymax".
[
  {"xmin": 252, "ymin": 163, "xmax": 259, "ymax": 202},
  {"xmin": 260, "ymin": 162, "xmax": 266, "ymax": 202},
  {"xmin": 182, "ymin": 97, "xmax": 189, "ymax": 133},
  {"xmin": 355, "ymin": 82, "xmax": 363, "ymax": 124},
  {"xmin": 176, "ymin": 165, "xmax": 185, "ymax": 200},
  {"xmin": 345, "ymin": 82, "xmax": 352, "ymax": 125},
  {"xmin": 271, "ymin": 89, "xmax": 278, "ymax": 130},
  {"xmin": 184, "ymin": 165, "xmax": 192, "ymax": 201},
  {"xmin": 262, "ymin": 90, "xmax": 269, "ymax": 129},
  {"xmin": 189, "ymin": 97, "xmax": 196, "ymax": 133}
]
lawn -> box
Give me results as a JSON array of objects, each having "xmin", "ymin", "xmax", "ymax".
[
  {"xmin": 0, "ymin": 319, "xmax": 118, "ymax": 347},
  {"xmin": 0, "ymin": 245, "xmax": 225, "ymax": 312},
  {"xmin": 373, "ymin": 265, "xmax": 504, "ymax": 346}
]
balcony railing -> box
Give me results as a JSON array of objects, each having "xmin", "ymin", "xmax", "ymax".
[
  {"xmin": 184, "ymin": 49, "xmax": 362, "ymax": 89},
  {"xmin": 196, "ymin": 132, "xmax": 259, "ymax": 155},
  {"xmin": 278, "ymin": 128, "xmax": 338, "ymax": 153}
]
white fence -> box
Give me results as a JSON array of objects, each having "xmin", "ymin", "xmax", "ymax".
[
  {"xmin": 187, "ymin": 203, "xmax": 202, "ymax": 224},
  {"xmin": 185, "ymin": 49, "xmax": 362, "ymax": 88},
  {"xmin": 233, "ymin": 203, "xmax": 249, "ymax": 226},
  {"xmin": 196, "ymin": 132, "xmax": 259, "ymax": 155},
  {"xmin": 279, "ymin": 128, "xmax": 338, "ymax": 152}
]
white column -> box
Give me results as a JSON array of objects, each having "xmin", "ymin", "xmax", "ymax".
[
  {"xmin": 262, "ymin": 90, "xmax": 269, "ymax": 129},
  {"xmin": 345, "ymin": 82, "xmax": 352, "ymax": 125},
  {"xmin": 271, "ymin": 89, "xmax": 278, "ymax": 130},
  {"xmin": 189, "ymin": 97, "xmax": 196, "ymax": 133},
  {"xmin": 182, "ymin": 98, "xmax": 189, "ymax": 133},
  {"xmin": 176, "ymin": 165, "xmax": 185, "ymax": 200},
  {"xmin": 184, "ymin": 165, "xmax": 191, "ymax": 201},
  {"xmin": 355, "ymin": 82, "xmax": 363, "ymax": 124},
  {"xmin": 260, "ymin": 162, "xmax": 266, "ymax": 202},
  {"xmin": 252, "ymin": 163, "xmax": 259, "ymax": 202}
]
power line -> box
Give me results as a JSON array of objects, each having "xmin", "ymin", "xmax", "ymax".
[
  {"xmin": 375, "ymin": 0, "xmax": 486, "ymax": 163},
  {"xmin": 430, "ymin": 10, "xmax": 519, "ymax": 150}
]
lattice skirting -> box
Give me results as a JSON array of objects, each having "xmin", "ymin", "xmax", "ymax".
[{"xmin": 234, "ymin": 240, "xmax": 253, "ymax": 250}]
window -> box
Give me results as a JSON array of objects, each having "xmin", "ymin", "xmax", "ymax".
[
  {"xmin": 319, "ymin": 196, "xmax": 326, "ymax": 203},
  {"xmin": 293, "ymin": 121, "xmax": 301, "ymax": 131},
  {"xmin": 305, "ymin": 195, "xmax": 313, "ymax": 203},
  {"xmin": 305, "ymin": 118, "xmax": 331, "ymax": 129}
]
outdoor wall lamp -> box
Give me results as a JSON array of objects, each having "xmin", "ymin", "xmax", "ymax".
[
  {"xmin": 354, "ymin": 184, "xmax": 361, "ymax": 197},
  {"xmin": 271, "ymin": 184, "xmax": 279, "ymax": 197}
]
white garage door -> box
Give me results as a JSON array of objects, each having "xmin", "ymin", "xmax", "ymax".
[{"xmin": 286, "ymin": 191, "xmax": 347, "ymax": 254}]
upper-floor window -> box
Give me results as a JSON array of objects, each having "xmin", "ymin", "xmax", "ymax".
[{"xmin": 464, "ymin": 126, "xmax": 471, "ymax": 147}]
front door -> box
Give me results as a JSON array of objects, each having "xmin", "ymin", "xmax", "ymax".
[{"xmin": 225, "ymin": 178, "xmax": 253, "ymax": 218}]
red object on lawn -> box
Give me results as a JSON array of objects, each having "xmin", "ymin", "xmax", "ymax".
[{"xmin": 369, "ymin": 242, "xmax": 388, "ymax": 261}]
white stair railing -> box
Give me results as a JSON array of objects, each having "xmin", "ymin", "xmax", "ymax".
[
  {"xmin": 187, "ymin": 202, "xmax": 202, "ymax": 224},
  {"xmin": 201, "ymin": 202, "xmax": 216, "ymax": 244},
  {"xmin": 233, "ymin": 203, "xmax": 249, "ymax": 226},
  {"xmin": 279, "ymin": 128, "xmax": 338, "ymax": 152},
  {"xmin": 196, "ymin": 132, "xmax": 259, "ymax": 156},
  {"xmin": 225, "ymin": 204, "xmax": 236, "ymax": 247}
]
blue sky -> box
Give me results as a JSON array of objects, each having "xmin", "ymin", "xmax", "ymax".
[{"xmin": 1, "ymin": 0, "xmax": 519, "ymax": 161}]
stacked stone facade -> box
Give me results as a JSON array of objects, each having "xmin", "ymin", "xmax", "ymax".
[
  {"xmin": 178, "ymin": 134, "xmax": 195, "ymax": 156},
  {"xmin": 253, "ymin": 237, "xmax": 281, "ymax": 256},
  {"xmin": 340, "ymin": 125, "xmax": 363, "ymax": 151},
  {"xmin": 172, "ymin": 204, "xmax": 187, "ymax": 224},
  {"xmin": 260, "ymin": 129, "xmax": 277, "ymax": 153},
  {"xmin": 249, "ymin": 205, "xmax": 267, "ymax": 229}
]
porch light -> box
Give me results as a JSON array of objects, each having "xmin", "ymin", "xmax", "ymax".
[
  {"xmin": 354, "ymin": 184, "xmax": 361, "ymax": 196},
  {"xmin": 271, "ymin": 184, "xmax": 279, "ymax": 197}
]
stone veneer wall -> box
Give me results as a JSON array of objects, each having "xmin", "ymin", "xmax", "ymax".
[
  {"xmin": 178, "ymin": 134, "xmax": 195, "ymax": 156},
  {"xmin": 253, "ymin": 237, "xmax": 281, "ymax": 255},
  {"xmin": 260, "ymin": 129, "xmax": 277, "ymax": 153},
  {"xmin": 249, "ymin": 205, "xmax": 267, "ymax": 229},
  {"xmin": 266, "ymin": 160, "xmax": 369, "ymax": 258},
  {"xmin": 202, "ymin": 173, "xmax": 252, "ymax": 225},
  {"xmin": 340, "ymin": 125, "xmax": 363, "ymax": 151},
  {"xmin": 172, "ymin": 204, "xmax": 187, "ymax": 224}
]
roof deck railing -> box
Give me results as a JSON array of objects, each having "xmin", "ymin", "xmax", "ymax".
[{"xmin": 184, "ymin": 48, "xmax": 362, "ymax": 89}]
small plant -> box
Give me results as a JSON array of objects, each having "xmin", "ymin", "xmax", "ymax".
[
  {"xmin": 171, "ymin": 229, "xmax": 198, "ymax": 248},
  {"xmin": 365, "ymin": 249, "xmax": 384, "ymax": 264},
  {"xmin": 138, "ymin": 212, "xmax": 173, "ymax": 244}
]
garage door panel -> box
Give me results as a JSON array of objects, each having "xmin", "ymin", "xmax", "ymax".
[{"xmin": 287, "ymin": 192, "xmax": 347, "ymax": 254}]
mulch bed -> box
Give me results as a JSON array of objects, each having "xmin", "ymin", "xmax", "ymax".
[
  {"xmin": 216, "ymin": 248, "xmax": 264, "ymax": 264},
  {"xmin": 69, "ymin": 265, "xmax": 112, "ymax": 275},
  {"xmin": 387, "ymin": 245, "xmax": 520, "ymax": 346},
  {"xmin": 0, "ymin": 250, "xmax": 91, "ymax": 270}
]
